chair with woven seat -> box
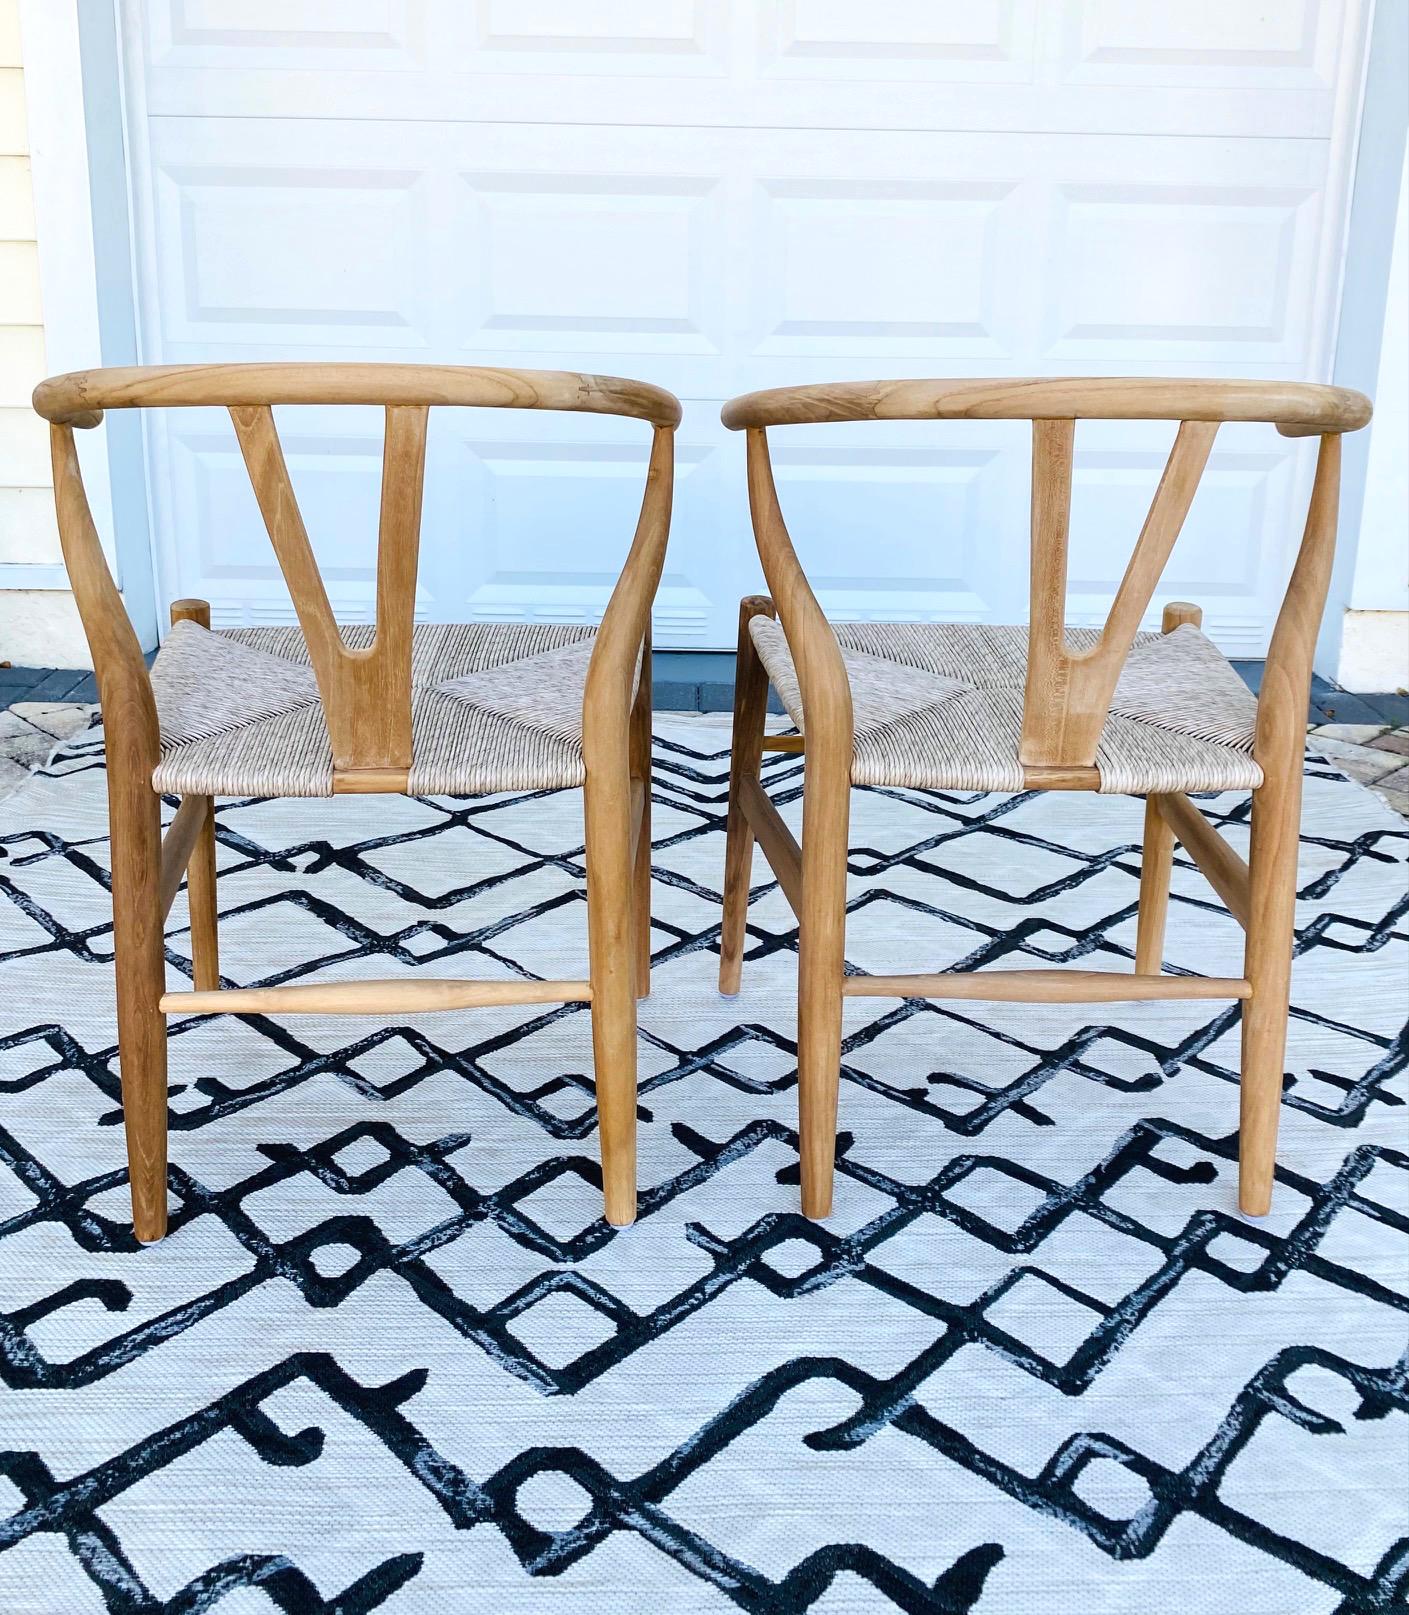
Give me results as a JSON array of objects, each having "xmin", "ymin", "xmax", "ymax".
[
  {"xmin": 717, "ymin": 377, "xmax": 1371, "ymax": 1221},
  {"xmin": 35, "ymin": 362, "xmax": 678, "ymax": 1241}
]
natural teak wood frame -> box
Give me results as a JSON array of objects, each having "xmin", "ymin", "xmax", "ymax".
[
  {"xmin": 717, "ymin": 376, "xmax": 1372, "ymax": 1222},
  {"xmin": 35, "ymin": 362, "xmax": 681, "ymax": 1241}
]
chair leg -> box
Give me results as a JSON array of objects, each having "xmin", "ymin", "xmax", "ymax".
[
  {"xmin": 1239, "ymin": 765, "xmax": 1302, "ymax": 1216},
  {"xmin": 109, "ymin": 773, "xmax": 169, "ymax": 1242},
  {"xmin": 631, "ymin": 784, "xmax": 652, "ymax": 1001},
  {"xmin": 187, "ymin": 796, "xmax": 220, "ymax": 991},
  {"xmin": 170, "ymin": 600, "xmax": 220, "ymax": 998},
  {"xmin": 720, "ymin": 597, "xmax": 773, "ymax": 995},
  {"xmin": 1135, "ymin": 795, "xmax": 1174, "ymax": 973},
  {"xmin": 630, "ymin": 634, "xmax": 653, "ymax": 1001},
  {"xmin": 796, "ymin": 749, "xmax": 851, "ymax": 1221},
  {"xmin": 1137, "ymin": 602, "xmax": 1201, "ymax": 975},
  {"xmin": 585, "ymin": 766, "xmax": 638, "ymax": 1227}
]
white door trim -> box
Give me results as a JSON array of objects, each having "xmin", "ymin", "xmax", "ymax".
[
  {"xmin": 15, "ymin": 0, "xmax": 115, "ymax": 564},
  {"xmin": 14, "ymin": 0, "xmax": 159, "ymax": 643},
  {"xmin": 1320, "ymin": 0, "xmax": 1409, "ymax": 677}
]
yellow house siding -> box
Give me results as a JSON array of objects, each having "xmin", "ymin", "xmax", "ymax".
[{"xmin": 0, "ymin": 0, "xmax": 86, "ymax": 668}]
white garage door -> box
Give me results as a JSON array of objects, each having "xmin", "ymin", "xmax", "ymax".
[{"xmin": 117, "ymin": 1, "xmax": 1370, "ymax": 652}]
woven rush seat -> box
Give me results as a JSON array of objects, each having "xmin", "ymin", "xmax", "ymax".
[
  {"xmin": 149, "ymin": 619, "xmax": 600, "ymax": 796},
  {"xmin": 749, "ymin": 617, "xmax": 1263, "ymax": 794}
]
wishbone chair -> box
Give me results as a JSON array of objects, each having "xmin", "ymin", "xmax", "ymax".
[
  {"xmin": 34, "ymin": 362, "xmax": 679, "ymax": 1240},
  {"xmin": 716, "ymin": 377, "xmax": 1371, "ymax": 1220}
]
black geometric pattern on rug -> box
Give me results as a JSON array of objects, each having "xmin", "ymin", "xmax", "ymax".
[{"xmin": 0, "ymin": 719, "xmax": 1405, "ymax": 1613}]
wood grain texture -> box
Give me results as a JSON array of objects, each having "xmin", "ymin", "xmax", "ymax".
[
  {"xmin": 108, "ymin": 764, "xmax": 169, "ymax": 1243},
  {"xmin": 157, "ymin": 795, "xmax": 211, "ymax": 921},
  {"xmin": 584, "ymin": 756, "xmax": 639, "ymax": 1225},
  {"xmin": 1135, "ymin": 797, "xmax": 1176, "ymax": 975},
  {"xmin": 739, "ymin": 774, "xmax": 802, "ymax": 916},
  {"xmin": 35, "ymin": 362, "xmax": 682, "ymax": 428},
  {"xmin": 841, "ymin": 971, "xmax": 1251, "ymax": 1002},
  {"xmin": 721, "ymin": 377, "xmax": 1370, "ymax": 434},
  {"xmin": 332, "ymin": 768, "xmax": 412, "ymax": 794},
  {"xmin": 230, "ymin": 402, "xmax": 429, "ymax": 774},
  {"xmin": 185, "ymin": 817, "xmax": 220, "ymax": 993},
  {"xmin": 719, "ymin": 596, "xmax": 776, "ymax": 995},
  {"xmin": 630, "ymin": 629, "xmax": 654, "ymax": 1001},
  {"xmin": 719, "ymin": 384, "xmax": 1367, "ymax": 1226},
  {"xmin": 368, "ymin": 402, "xmax": 429, "ymax": 767},
  {"xmin": 1134, "ymin": 601, "xmax": 1203, "ymax": 974},
  {"xmin": 168, "ymin": 598, "xmax": 220, "ymax": 991},
  {"xmin": 49, "ymin": 426, "xmax": 154, "ymax": 720},
  {"xmin": 743, "ymin": 430, "xmax": 854, "ymax": 1220},
  {"xmin": 161, "ymin": 980, "xmax": 593, "ymax": 1014},
  {"xmin": 1153, "ymin": 791, "xmax": 1251, "ymax": 930},
  {"xmin": 51, "ymin": 424, "xmax": 168, "ymax": 1241},
  {"xmin": 580, "ymin": 425, "xmax": 675, "ymax": 1227},
  {"xmin": 41, "ymin": 366, "xmax": 681, "ymax": 1239},
  {"xmin": 1019, "ymin": 764, "xmax": 1102, "ymax": 790},
  {"xmin": 1020, "ymin": 418, "xmax": 1077, "ymax": 766},
  {"xmin": 1239, "ymin": 434, "xmax": 1342, "ymax": 1215},
  {"xmin": 1021, "ymin": 419, "xmax": 1218, "ymax": 770},
  {"xmin": 1160, "ymin": 600, "xmax": 1204, "ymax": 632}
]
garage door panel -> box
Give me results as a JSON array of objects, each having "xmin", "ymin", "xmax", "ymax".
[
  {"xmin": 766, "ymin": 428, "xmax": 1017, "ymax": 624},
  {"xmin": 427, "ymin": 415, "xmax": 726, "ymax": 646},
  {"xmin": 149, "ymin": 401, "xmax": 729, "ymax": 643},
  {"xmin": 156, "ymin": 405, "xmax": 403, "ymax": 626},
  {"xmin": 145, "ymin": 0, "xmax": 727, "ymax": 77},
  {"xmin": 747, "ymin": 179, "xmax": 1023, "ymax": 362},
  {"xmin": 1055, "ymin": 0, "xmax": 1344, "ymax": 91},
  {"xmin": 142, "ymin": 400, "xmax": 1328, "ymax": 654},
  {"xmin": 149, "ymin": 160, "xmax": 433, "ymax": 350},
  {"xmin": 758, "ymin": 416, "xmax": 1312, "ymax": 652},
  {"xmin": 145, "ymin": 0, "xmax": 1350, "ymax": 91},
  {"xmin": 451, "ymin": 430, "xmax": 679, "ymax": 629},
  {"xmin": 456, "ymin": 0, "xmax": 728, "ymax": 79},
  {"xmin": 1063, "ymin": 427, "xmax": 1297, "ymax": 618},
  {"xmin": 460, "ymin": 173, "xmax": 725, "ymax": 358},
  {"xmin": 145, "ymin": 118, "xmax": 1331, "ymax": 375},
  {"xmin": 756, "ymin": 0, "xmax": 1039, "ymax": 84},
  {"xmin": 122, "ymin": 1, "xmax": 1369, "ymax": 651},
  {"xmin": 1064, "ymin": 417, "xmax": 1307, "ymax": 650},
  {"xmin": 144, "ymin": 0, "xmax": 430, "ymax": 71},
  {"xmin": 1042, "ymin": 183, "xmax": 1322, "ymax": 364},
  {"xmin": 133, "ymin": 0, "xmax": 1355, "ymax": 139},
  {"xmin": 141, "ymin": 76, "xmax": 1341, "ymax": 142}
]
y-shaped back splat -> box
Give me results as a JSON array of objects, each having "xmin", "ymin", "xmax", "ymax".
[
  {"xmin": 1020, "ymin": 417, "xmax": 1219, "ymax": 770},
  {"xmin": 230, "ymin": 402, "xmax": 429, "ymax": 778}
]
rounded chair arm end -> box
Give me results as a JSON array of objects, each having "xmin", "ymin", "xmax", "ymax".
[{"xmin": 33, "ymin": 374, "xmax": 104, "ymax": 428}]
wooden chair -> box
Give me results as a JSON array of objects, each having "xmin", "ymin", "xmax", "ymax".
[
  {"xmin": 33, "ymin": 362, "xmax": 680, "ymax": 1241},
  {"xmin": 717, "ymin": 378, "xmax": 1372, "ymax": 1221}
]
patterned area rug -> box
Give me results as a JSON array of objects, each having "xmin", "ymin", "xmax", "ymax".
[
  {"xmin": 0, "ymin": 704, "xmax": 96, "ymax": 800},
  {"xmin": 0, "ymin": 717, "xmax": 1405, "ymax": 1614}
]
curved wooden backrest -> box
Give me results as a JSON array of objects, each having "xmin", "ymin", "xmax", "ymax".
[
  {"xmin": 721, "ymin": 377, "xmax": 1369, "ymax": 436},
  {"xmin": 724, "ymin": 376, "xmax": 1371, "ymax": 779},
  {"xmin": 41, "ymin": 363, "xmax": 678, "ymax": 785},
  {"xmin": 35, "ymin": 362, "xmax": 683, "ymax": 429}
]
